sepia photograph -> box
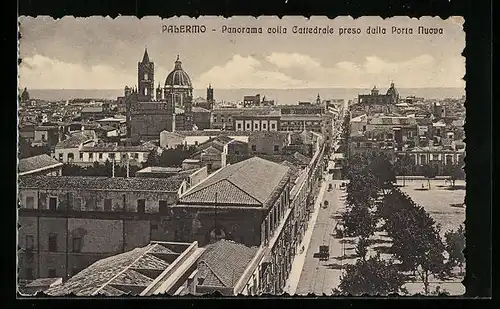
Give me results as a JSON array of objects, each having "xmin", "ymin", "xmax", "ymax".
[{"xmin": 17, "ymin": 16, "xmax": 466, "ymax": 296}]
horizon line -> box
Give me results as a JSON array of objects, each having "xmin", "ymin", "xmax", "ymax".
[{"xmin": 26, "ymin": 86, "xmax": 466, "ymax": 90}]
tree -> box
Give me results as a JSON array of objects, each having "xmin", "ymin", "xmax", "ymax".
[
  {"xmin": 444, "ymin": 164, "xmax": 465, "ymax": 189},
  {"xmin": 395, "ymin": 155, "xmax": 414, "ymax": 187},
  {"xmin": 367, "ymin": 154, "xmax": 396, "ymax": 192},
  {"xmin": 342, "ymin": 204, "xmax": 377, "ymax": 239},
  {"xmin": 422, "ymin": 164, "xmax": 437, "ymax": 189},
  {"xmin": 334, "ymin": 253, "xmax": 407, "ymax": 296},
  {"xmin": 144, "ymin": 149, "xmax": 160, "ymax": 167},
  {"xmin": 379, "ymin": 189, "xmax": 449, "ymax": 294},
  {"xmin": 444, "ymin": 225, "xmax": 465, "ymax": 275}
]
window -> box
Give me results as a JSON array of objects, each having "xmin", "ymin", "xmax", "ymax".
[
  {"xmin": 41, "ymin": 134, "xmax": 46, "ymax": 141},
  {"xmin": 122, "ymin": 153, "xmax": 127, "ymax": 159},
  {"xmin": 48, "ymin": 233, "xmax": 58, "ymax": 252},
  {"xmin": 151, "ymin": 224, "xmax": 158, "ymax": 231},
  {"xmin": 271, "ymin": 123, "xmax": 276, "ymax": 130},
  {"xmin": 58, "ymin": 153, "xmax": 63, "ymax": 161},
  {"xmin": 251, "ymin": 145, "xmax": 257, "ymax": 152},
  {"xmin": 104, "ymin": 199, "xmax": 112, "ymax": 211},
  {"xmin": 213, "ymin": 116, "xmax": 217, "ymax": 123},
  {"xmin": 159, "ymin": 200, "xmax": 169, "ymax": 214},
  {"xmin": 144, "ymin": 73, "xmax": 149, "ymax": 81},
  {"xmin": 237, "ymin": 123, "xmax": 242, "ymax": 130},
  {"xmin": 48, "ymin": 269, "xmax": 57, "ymax": 278},
  {"xmin": 137, "ymin": 199, "xmax": 146, "ymax": 213},
  {"xmin": 98, "ymin": 153, "xmax": 103, "ymax": 159},
  {"xmin": 67, "ymin": 153, "xmax": 74, "ymax": 161},
  {"xmin": 25, "ymin": 268, "xmax": 33, "ymax": 280},
  {"xmin": 273, "ymin": 145, "xmax": 279, "ymax": 152},
  {"xmin": 89, "ymin": 153, "xmax": 94, "ymax": 160},
  {"xmin": 262, "ymin": 123, "xmax": 267, "ymax": 129},
  {"xmin": 79, "ymin": 153, "xmax": 84, "ymax": 160},
  {"xmin": 246, "ymin": 123, "xmax": 251, "ymax": 129},
  {"xmin": 25, "ymin": 196, "xmax": 34, "ymax": 209},
  {"xmin": 72, "ymin": 236, "xmax": 82, "ymax": 253},
  {"xmin": 109, "ymin": 153, "xmax": 115, "ymax": 159},
  {"xmin": 49, "ymin": 197, "xmax": 57, "ymax": 211},
  {"xmin": 221, "ymin": 118, "xmax": 224, "ymax": 123},
  {"xmin": 26, "ymin": 235, "xmax": 34, "ymax": 251}
]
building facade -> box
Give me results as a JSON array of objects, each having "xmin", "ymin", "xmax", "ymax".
[{"xmin": 17, "ymin": 175, "xmax": 188, "ymax": 281}]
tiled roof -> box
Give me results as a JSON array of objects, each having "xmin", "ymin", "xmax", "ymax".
[
  {"xmin": 212, "ymin": 108, "xmax": 281, "ymax": 117},
  {"xmin": 192, "ymin": 106, "xmax": 210, "ymax": 113},
  {"xmin": 45, "ymin": 242, "xmax": 184, "ymax": 296},
  {"xmin": 18, "ymin": 154, "xmax": 61, "ymax": 174},
  {"xmin": 368, "ymin": 117, "xmax": 417, "ymax": 126},
  {"xmin": 81, "ymin": 145, "xmax": 152, "ymax": 152},
  {"xmin": 292, "ymin": 152, "xmax": 312, "ymax": 165},
  {"xmin": 19, "ymin": 175, "xmax": 185, "ymax": 192},
  {"xmin": 56, "ymin": 131, "xmax": 95, "ymax": 149},
  {"xmin": 26, "ymin": 278, "xmax": 61, "ymax": 288},
  {"xmin": 136, "ymin": 167, "xmax": 183, "ymax": 174},
  {"xmin": 174, "ymin": 130, "xmax": 254, "ymax": 137},
  {"xmin": 81, "ymin": 107, "xmax": 103, "ymax": 113},
  {"xmin": 197, "ymin": 240, "xmax": 258, "ymax": 288},
  {"xmin": 97, "ymin": 125, "xmax": 117, "ymax": 132},
  {"xmin": 248, "ymin": 131, "xmax": 290, "ymax": 143},
  {"xmin": 179, "ymin": 157, "xmax": 290, "ymax": 208}
]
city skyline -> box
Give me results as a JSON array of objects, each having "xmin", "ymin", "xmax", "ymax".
[{"xmin": 19, "ymin": 16, "xmax": 465, "ymax": 90}]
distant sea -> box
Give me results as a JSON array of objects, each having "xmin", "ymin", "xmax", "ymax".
[{"xmin": 29, "ymin": 88, "xmax": 465, "ymax": 104}]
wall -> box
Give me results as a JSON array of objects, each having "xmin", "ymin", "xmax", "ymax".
[
  {"xmin": 18, "ymin": 211, "xmax": 157, "ymax": 281},
  {"xmin": 170, "ymin": 207, "xmax": 263, "ymax": 247},
  {"xmin": 130, "ymin": 113, "xmax": 174, "ymax": 140},
  {"xmin": 19, "ymin": 188, "xmax": 179, "ymax": 213},
  {"xmin": 249, "ymin": 133, "xmax": 289, "ymax": 155},
  {"xmin": 160, "ymin": 131, "xmax": 185, "ymax": 149}
]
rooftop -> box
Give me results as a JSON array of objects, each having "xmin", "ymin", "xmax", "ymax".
[
  {"xmin": 96, "ymin": 117, "xmax": 126, "ymax": 123},
  {"xmin": 197, "ymin": 240, "xmax": 258, "ymax": 288},
  {"xmin": 212, "ymin": 107, "xmax": 281, "ymax": 117},
  {"xmin": 81, "ymin": 144, "xmax": 152, "ymax": 152},
  {"xmin": 19, "ymin": 175, "xmax": 185, "ymax": 192},
  {"xmin": 81, "ymin": 107, "xmax": 103, "ymax": 113},
  {"xmin": 136, "ymin": 166, "xmax": 183, "ymax": 174},
  {"xmin": 45, "ymin": 242, "xmax": 191, "ymax": 296},
  {"xmin": 192, "ymin": 106, "xmax": 210, "ymax": 113},
  {"xmin": 56, "ymin": 131, "xmax": 96, "ymax": 149},
  {"xmin": 18, "ymin": 154, "xmax": 62, "ymax": 175},
  {"xmin": 179, "ymin": 157, "xmax": 290, "ymax": 208},
  {"xmin": 166, "ymin": 130, "xmax": 254, "ymax": 137}
]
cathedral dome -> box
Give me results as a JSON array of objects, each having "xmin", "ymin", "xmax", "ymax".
[{"xmin": 165, "ymin": 55, "xmax": 192, "ymax": 89}]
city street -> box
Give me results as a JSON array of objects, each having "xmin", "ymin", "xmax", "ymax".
[{"xmin": 292, "ymin": 174, "xmax": 356, "ymax": 295}]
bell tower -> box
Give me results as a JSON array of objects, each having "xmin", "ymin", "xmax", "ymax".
[{"xmin": 138, "ymin": 48, "xmax": 154, "ymax": 101}]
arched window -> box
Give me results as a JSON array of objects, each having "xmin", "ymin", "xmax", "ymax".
[{"xmin": 144, "ymin": 73, "xmax": 149, "ymax": 81}]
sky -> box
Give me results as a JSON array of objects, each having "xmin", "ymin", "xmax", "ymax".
[{"xmin": 18, "ymin": 16, "xmax": 465, "ymax": 90}]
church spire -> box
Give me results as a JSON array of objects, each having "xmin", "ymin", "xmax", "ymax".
[{"xmin": 142, "ymin": 47, "xmax": 150, "ymax": 63}]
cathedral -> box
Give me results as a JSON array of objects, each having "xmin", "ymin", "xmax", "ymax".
[
  {"xmin": 356, "ymin": 82, "xmax": 400, "ymax": 115},
  {"xmin": 123, "ymin": 48, "xmax": 213, "ymax": 140}
]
